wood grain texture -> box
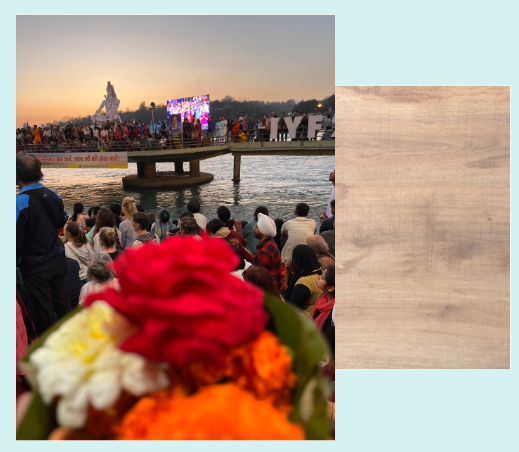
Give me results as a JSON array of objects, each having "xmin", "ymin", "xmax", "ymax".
[{"xmin": 336, "ymin": 86, "xmax": 510, "ymax": 369}]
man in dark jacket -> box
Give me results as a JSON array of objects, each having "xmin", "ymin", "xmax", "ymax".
[
  {"xmin": 66, "ymin": 258, "xmax": 82, "ymax": 309},
  {"xmin": 16, "ymin": 154, "xmax": 71, "ymax": 335}
]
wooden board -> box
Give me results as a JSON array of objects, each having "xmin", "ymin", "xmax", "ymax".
[{"xmin": 336, "ymin": 86, "xmax": 510, "ymax": 369}]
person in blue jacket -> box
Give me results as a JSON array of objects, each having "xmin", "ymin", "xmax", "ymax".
[{"xmin": 16, "ymin": 154, "xmax": 71, "ymax": 335}]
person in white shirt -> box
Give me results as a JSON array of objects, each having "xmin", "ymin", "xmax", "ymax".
[
  {"xmin": 187, "ymin": 200, "xmax": 207, "ymax": 231},
  {"xmin": 327, "ymin": 170, "xmax": 335, "ymax": 218},
  {"xmin": 280, "ymin": 202, "xmax": 317, "ymax": 262}
]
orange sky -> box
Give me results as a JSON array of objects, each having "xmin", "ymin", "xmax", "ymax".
[{"xmin": 17, "ymin": 15, "xmax": 334, "ymax": 127}]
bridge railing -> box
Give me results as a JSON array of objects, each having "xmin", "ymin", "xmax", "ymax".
[{"xmin": 16, "ymin": 127, "xmax": 335, "ymax": 153}]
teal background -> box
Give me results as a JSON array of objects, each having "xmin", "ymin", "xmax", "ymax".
[{"xmin": 5, "ymin": 2, "xmax": 517, "ymax": 450}]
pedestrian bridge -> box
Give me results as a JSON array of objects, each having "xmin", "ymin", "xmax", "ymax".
[
  {"xmin": 20, "ymin": 136, "xmax": 335, "ymax": 187},
  {"xmin": 127, "ymin": 139, "xmax": 335, "ymax": 186}
]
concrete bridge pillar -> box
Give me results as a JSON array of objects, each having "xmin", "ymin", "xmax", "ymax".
[
  {"xmin": 190, "ymin": 160, "xmax": 200, "ymax": 177},
  {"xmin": 137, "ymin": 161, "xmax": 157, "ymax": 179},
  {"xmin": 232, "ymin": 154, "xmax": 241, "ymax": 182}
]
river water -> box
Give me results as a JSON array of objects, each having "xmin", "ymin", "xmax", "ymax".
[{"xmin": 38, "ymin": 154, "xmax": 335, "ymax": 224}]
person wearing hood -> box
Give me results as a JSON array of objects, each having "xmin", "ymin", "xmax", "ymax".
[
  {"xmin": 251, "ymin": 213, "xmax": 282, "ymax": 288},
  {"xmin": 132, "ymin": 212, "xmax": 159, "ymax": 247},
  {"xmin": 63, "ymin": 221, "xmax": 94, "ymax": 284}
]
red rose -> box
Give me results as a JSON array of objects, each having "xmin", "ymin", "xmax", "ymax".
[{"xmin": 85, "ymin": 235, "xmax": 268, "ymax": 367}]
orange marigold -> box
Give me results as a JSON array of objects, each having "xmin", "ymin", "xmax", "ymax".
[
  {"xmin": 226, "ymin": 330, "xmax": 297, "ymax": 413},
  {"xmin": 116, "ymin": 383, "xmax": 304, "ymax": 440}
]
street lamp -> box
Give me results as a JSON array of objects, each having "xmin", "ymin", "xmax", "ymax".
[
  {"xmin": 318, "ymin": 104, "xmax": 322, "ymax": 108},
  {"xmin": 150, "ymin": 102, "xmax": 156, "ymax": 124}
]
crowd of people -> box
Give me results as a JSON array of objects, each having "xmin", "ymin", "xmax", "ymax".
[
  {"xmin": 16, "ymin": 108, "xmax": 335, "ymax": 152},
  {"xmin": 16, "ymin": 153, "xmax": 336, "ymax": 406}
]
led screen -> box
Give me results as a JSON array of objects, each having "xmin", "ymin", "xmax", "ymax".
[{"xmin": 167, "ymin": 94, "xmax": 210, "ymax": 130}]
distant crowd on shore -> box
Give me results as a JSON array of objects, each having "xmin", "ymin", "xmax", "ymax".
[{"xmin": 16, "ymin": 107, "xmax": 335, "ymax": 152}]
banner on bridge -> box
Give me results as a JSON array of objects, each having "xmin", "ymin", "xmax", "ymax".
[{"xmin": 34, "ymin": 152, "xmax": 128, "ymax": 169}]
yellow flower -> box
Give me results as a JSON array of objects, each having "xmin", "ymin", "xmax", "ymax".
[{"xmin": 30, "ymin": 301, "xmax": 169, "ymax": 429}]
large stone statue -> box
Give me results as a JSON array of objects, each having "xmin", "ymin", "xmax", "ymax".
[{"xmin": 91, "ymin": 81, "xmax": 122, "ymax": 125}]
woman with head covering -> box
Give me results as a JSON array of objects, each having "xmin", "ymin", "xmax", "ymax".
[
  {"xmin": 282, "ymin": 244, "xmax": 323, "ymax": 315},
  {"xmin": 312, "ymin": 264, "xmax": 335, "ymax": 358},
  {"xmin": 207, "ymin": 218, "xmax": 253, "ymax": 263},
  {"xmin": 217, "ymin": 206, "xmax": 245, "ymax": 240},
  {"xmin": 306, "ymin": 235, "xmax": 335, "ymax": 269}
]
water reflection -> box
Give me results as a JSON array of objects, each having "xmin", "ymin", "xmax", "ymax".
[{"xmin": 35, "ymin": 154, "xmax": 335, "ymax": 223}]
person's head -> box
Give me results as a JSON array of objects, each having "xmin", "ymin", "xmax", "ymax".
[
  {"xmin": 16, "ymin": 154, "xmax": 42, "ymax": 187},
  {"xmin": 180, "ymin": 216, "xmax": 198, "ymax": 235},
  {"xmin": 122, "ymin": 197, "xmax": 137, "ymax": 217},
  {"xmin": 148, "ymin": 212, "xmax": 157, "ymax": 224},
  {"xmin": 254, "ymin": 213, "xmax": 277, "ymax": 240},
  {"xmin": 93, "ymin": 207, "xmax": 116, "ymax": 240},
  {"xmin": 317, "ymin": 264, "xmax": 335, "ymax": 297},
  {"xmin": 306, "ymin": 235, "xmax": 333, "ymax": 259},
  {"xmin": 329, "ymin": 170, "xmax": 335, "ymax": 184},
  {"xmin": 243, "ymin": 266, "xmax": 280, "ymax": 298},
  {"xmin": 110, "ymin": 202, "xmax": 122, "ymax": 218},
  {"xmin": 217, "ymin": 206, "xmax": 231, "ymax": 222},
  {"xmin": 295, "ymin": 203, "xmax": 310, "ymax": 217},
  {"xmin": 330, "ymin": 199, "xmax": 335, "ymax": 216},
  {"xmin": 87, "ymin": 253, "xmax": 114, "ymax": 283},
  {"xmin": 159, "ymin": 209, "xmax": 171, "ymax": 224},
  {"xmin": 274, "ymin": 218, "xmax": 284, "ymax": 233},
  {"xmin": 253, "ymin": 206, "xmax": 269, "ymax": 222},
  {"xmin": 98, "ymin": 226, "xmax": 121, "ymax": 250},
  {"xmin": 187, "ymin": 200, "xmax": 201, "ymax": 214},
  {"xmin": 207, "ymin": 218, "xmax": 225, "ymax": 236},
  {"xmin": 180, "ymin": 211, "xmax": 194, "ymax": 220},
  {"xmin": 263, "ymin": 114, "xmax": 268, "ymax": 120},
  {"xmin": 136, "ymin": 204, "xmax": 146, "ymax": 213},
  {"xmin": 84, "ymin": 218, "xmax": 96, "ymax": 233},
  {"xmin": 65, "ymin": 221, "xmax": 88, "ymax": 247},
  {"xmin": 327, "ymin": 114, "xmax": 331, "ymax": 119},
  {"xmin": 70, "ymin": 202, "xmax": 85, "ymax": 222},
  {"xmin": 241, "ymin": 220, "xmax": 248, "ymax": 230},
  {"xmin": 132, "ymin": 212, "xmax": 149, "ymax": 232}
]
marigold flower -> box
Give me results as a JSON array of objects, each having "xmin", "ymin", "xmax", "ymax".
[
  {"xmin": 226, "ymin": 330, "xmax": 297, "ymax": 413},
  {"xmin": 176, "ymin": 331, "xmax": 297, "ymax": 413},
  {"xmin": 116, "ymin": 383, "xmax": 304, "ymax": 440},
  {"xmin": 29, "ymin": 301, "xmax": 169, "ymax": 429}
]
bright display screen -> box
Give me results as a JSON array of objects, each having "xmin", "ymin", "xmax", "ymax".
[{"xmin": 167, "ymin": 94, "xmax": 210, "ymax": 130}]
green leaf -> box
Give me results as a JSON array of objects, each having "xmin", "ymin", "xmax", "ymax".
[
  {"xmin": 263, "ymin": 295, "xmax": 331, "ymax": 440},
  {"xmin": 16, "ymin": 391, "xmax": 57, "ymax": 440}
]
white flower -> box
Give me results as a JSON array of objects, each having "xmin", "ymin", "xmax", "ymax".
[{"xmin": 30, "ymin": 301, "xmax": 169, "ymax": 429}]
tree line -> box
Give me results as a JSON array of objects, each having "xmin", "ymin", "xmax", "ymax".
[{"xmin": 37, "ymin": 94, "xmax": 335, "ymax": 127}]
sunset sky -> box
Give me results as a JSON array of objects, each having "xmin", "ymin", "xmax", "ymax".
[{"xmin": 17, "ymin": 15, "xmax": 334, "ymax": 127}]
